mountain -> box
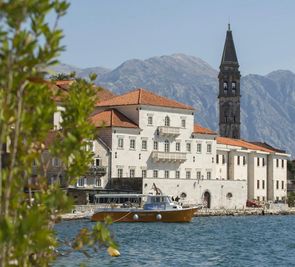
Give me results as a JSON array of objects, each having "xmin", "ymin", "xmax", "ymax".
[
  {"xmin": 77, "ymin": 67, "xmax": 110, "ymax": 79},
  {"xmin": 53, "ymin": 54, "xmax": 295, "ymax": 157},
  {"xmin": 97, "ymin": 54, "xmax": 219, "ymax": 132},
  {"xmin": 48, "ymin": 63, "xmax": 81, "ymax": 75},
  {"xmin": 241, "ymin": 73, "xmax": 295, "ymax": 156}
]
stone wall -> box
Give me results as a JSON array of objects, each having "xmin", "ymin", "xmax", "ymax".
[{"xmin": 143, "ymin": 178, "xmax": 247, "ymax": 209}]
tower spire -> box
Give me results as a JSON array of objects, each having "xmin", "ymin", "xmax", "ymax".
[{"xmin": 221, "ymin": 24, "xmax": 238, "ymax": 65}]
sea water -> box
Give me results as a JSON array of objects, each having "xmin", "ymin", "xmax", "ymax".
[{"xmin": 54, "ymin": 216, "xmax": 295, "ymax": 267}]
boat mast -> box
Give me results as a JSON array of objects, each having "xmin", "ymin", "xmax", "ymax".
[{"xmin": 152, "ymin": 183, "xmax": 162, "ymax": 195}]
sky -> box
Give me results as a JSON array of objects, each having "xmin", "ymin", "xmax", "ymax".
[{"xmin": 55, "ymin": 0, "xmax": 295, "ymax": 75}]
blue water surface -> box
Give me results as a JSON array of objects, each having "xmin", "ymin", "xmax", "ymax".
[{"xmin": 54, "ymin": 216, "xmax": 295, "ymax": 267}]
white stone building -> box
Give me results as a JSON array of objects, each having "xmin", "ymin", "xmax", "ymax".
[
  {"xmin": 52, "ymin": 83, "xmax": 289, "ymax": 208},
  {"xmin": 85, "ymin": 88, "xmax": 289, "ymax": 209},
  {"xmin": 216, "ymin": 137, "xmax": 289, "ymax": 202},
  {"xmin": 267, "ymin": 153, "xmax": 288, "ymax": 201}
]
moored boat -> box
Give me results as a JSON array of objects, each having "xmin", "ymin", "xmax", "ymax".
[{"xmin": 91, "ymin": 194, "xmax": 198, "ymax": 223}]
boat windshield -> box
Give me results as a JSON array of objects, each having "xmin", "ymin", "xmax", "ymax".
[
  {"xmin": 147, "ymin": 195, "xmax": 172, "ymax": 204},
  {"xmin": 94, "ymin": 194, "xmax": 142, "ymax": 205}
]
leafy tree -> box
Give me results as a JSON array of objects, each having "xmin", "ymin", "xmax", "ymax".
[
  {"xmin": 287, "ymin": 192, "xmax": 295, "ymax": 207},
  {"xmin": 287, "ymin": 160, "xmax": 295, "ymax": 180},
  {"xmin": 50, "ymin": 72, "xmax": 75, "ymax": 81},
  {"xmin": 0, "ymin": 1, "xmax": 117, "ymax": 266}
]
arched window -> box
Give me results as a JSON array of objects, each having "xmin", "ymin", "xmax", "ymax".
[
  {"xmin": 164, "ymin": 116, "xmax": 170, "ymax": 127},
  {"xmin": 180, "ymin": 192, "xmax": 187, "ymax": 199},
  {"xmin": 203, "ymin": 191, "xmax": 211, "ymax": 208},
  {"xmin": 223, "ymin": 81, "xmax": 228, "ymax": 90},
  {"xmin": 95, "ymin": 178, "xmax": 101, "ymax": 187},
  {"xmin": 231, "ymin": 81, "xmax": 236, "ymax": 94},
  {"xmin": 226, "ymin": 192, "xmax": 233, "ymax": 199},
  {"xmin": 231, "ymin": 81, "xmax": 236, "ymax": 89},
  {"xmin": 164, "ymin": 140, "xmax": 170, "ymax": 152},
  {"xmin": 94, "ymin": 157, "xmax": 101, "ymax": 166}
]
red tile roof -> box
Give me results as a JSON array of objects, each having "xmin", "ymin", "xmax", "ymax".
[
  {"xmin": 193, "ymin": 124, "xmax": 217, "ymax": 135},
  {"xmin": 55, "ymin": 80, "xmax": 74, "ymax": 90},
  {"xmin": 90, "ymin": 109, "xmax": 138, "ymax": 129},
  {"xmin": 249, "ymin": 142, "xmax": 286, "ymax": 153},
  {"xmin": 96, "ymin": 88, "xmax": 194, "ymax": 110},
  {"xmin": 44, "ymin": 131, "xmax": 59, "ymax": 149},
  {"xmin": 96, "ymin": 87, "xmax": 116, "ymax": 102},
  {"xmin": 216, "ymin": 137, "xmax": 273, "ymax": 153}
]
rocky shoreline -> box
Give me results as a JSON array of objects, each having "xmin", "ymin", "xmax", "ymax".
[{"xmin": 197, "ymin": 208, "xmax": 295, "ymax": 217}]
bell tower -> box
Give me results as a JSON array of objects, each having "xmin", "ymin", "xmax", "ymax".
[{"xmin": 218, "ymin": 24, "xmax": 241, "ymax": 139}]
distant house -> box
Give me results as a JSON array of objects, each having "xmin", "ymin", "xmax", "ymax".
[
  {"xmin": 28, "ymin": 81, "xmax": 116, "ymax": 203},
  {"xmin": 67, "ymin": 137, "xmax": 110, "ymax": 205},
  {"xmin": 216, "ymin": 137, "xmax": 288, "ymax": 202}
]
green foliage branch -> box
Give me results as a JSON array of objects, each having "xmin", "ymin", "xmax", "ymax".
[
  {"xmin": 287, "ymin": 192, "xmax": 295, "ymax": 207},
  {"xmin": 0, "ymin": 1, "xmax": 117, "ymax": 266}
]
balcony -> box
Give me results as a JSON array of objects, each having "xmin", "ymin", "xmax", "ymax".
[
  {"xmin": 151, "ymin": 151, "xmax": 186, "ymax": 162},
  {"xmin": 87, "ymin": 166, "xmax": 107, "ymax": 177},
  {"xmin": 158, "ymin": 126, "xmax": 180, "ymax": 136}
]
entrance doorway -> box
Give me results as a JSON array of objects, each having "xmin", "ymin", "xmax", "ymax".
[{"xmin": 203, "ymin": 191, "xmax": 211, "ymax": 208}]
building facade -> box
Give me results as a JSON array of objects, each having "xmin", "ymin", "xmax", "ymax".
[
  {"xmin": 85, "ymin": 88, "xmax": 289, "ymax": 208},
  {"xmin": 47, "ymin": 83, "xmax": 289, "ymax": 208},
  {"xmin": 216, "ymin": 137, "xmax": 288, "ymax": 202},
  {"xmin": 42, "ymin": 82, "xmax": 115, "ymax": 204}
]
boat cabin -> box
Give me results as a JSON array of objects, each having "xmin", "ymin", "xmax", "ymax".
[
  {"xmin": 93, "ymin": 194, "xmax": 182, "ymax": 210},
  {"xmin": 143, "ymin": 195, "xmax": 182, "ymax": 210}
]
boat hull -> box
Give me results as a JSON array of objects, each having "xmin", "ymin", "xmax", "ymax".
[{"xmin": 91, "ymin": 207, "xmax": 197, "ymax": 223}]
